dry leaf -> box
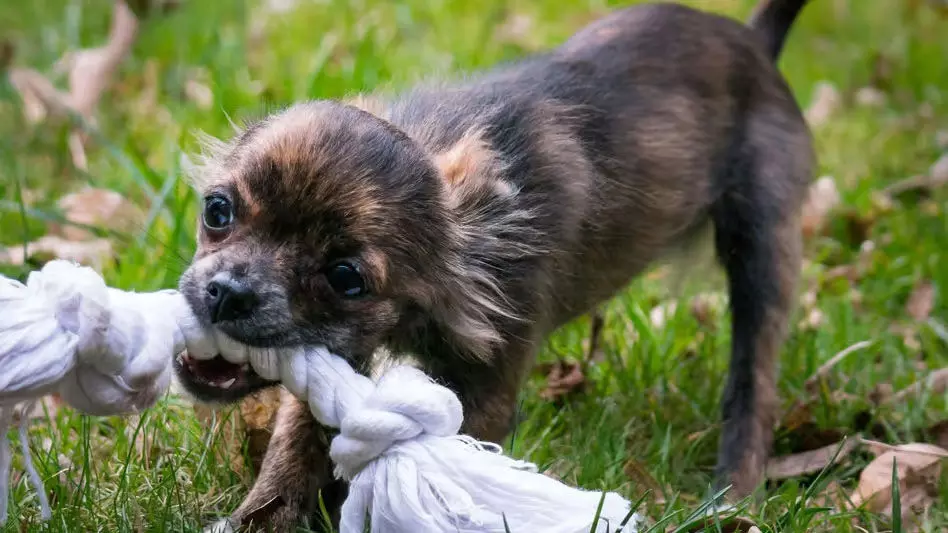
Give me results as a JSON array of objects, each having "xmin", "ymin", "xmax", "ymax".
[
  {"xmin": 0, "ymin": 236, "xmax": 114, "ymax": 270},
  {"xmin": 54, "ymin": 186, "xmax": 144, "ymax": 240},
  {"xmin": 766, "ymin": 437, "xmax": 860, "ymax": 480},
  {"xmin": 239, "ymin": 388, "xmax": 282, "ymax": 430},
  {"xmin": 805, "ymin": 82, "xmax": 841, "ymax": 127},
  {"xmin": 539, "ymin": 360, "xmax": 586, "ymax": 401},
  {"xmin": 801, "ymin": 176, "xmax": 841, "ymax": 238},
  {"xmin": 239, "ymin": 388, "xmax": 282, "ymax": 474},
  {"xmin": 849, "ymin": 442, "xmax": 945, "ymax": 521},
  {"xmin": 923, "ymin": 420, "xmax": 948, "ymax": 450},
  {"xmin": 905, "ymin": 280, "xmax": 935, "ymax": 322},
  {"xmin": 7, "ymin": 1, "xmax": 138, "ymax": 169}
]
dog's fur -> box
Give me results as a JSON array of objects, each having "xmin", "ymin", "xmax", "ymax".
[{"xmin": 176, "ymin": 1, "xmax": 814, "ymax": 530}]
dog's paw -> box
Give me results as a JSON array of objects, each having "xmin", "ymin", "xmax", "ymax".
[{"xmin": 203, "ymin": 518, "xmax": 237, "ymax": 533}]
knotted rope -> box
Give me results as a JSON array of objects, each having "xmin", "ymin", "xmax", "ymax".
[{"xmin": 0, "ymin": 260, "xmax": 641, "ymax": 532}]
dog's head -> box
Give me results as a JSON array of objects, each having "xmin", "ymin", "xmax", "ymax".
[{"xmin": 174, "ymin": 101, "xmax": 510, "ymax": 402}]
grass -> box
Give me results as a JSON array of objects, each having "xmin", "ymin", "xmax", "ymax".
[{"xmin": 1, "ymin": 0, "xmax": 948, "ymax": 531}]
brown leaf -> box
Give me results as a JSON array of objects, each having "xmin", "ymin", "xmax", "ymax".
[
  {"xmin": 849, "ymin": 442, "xmax": 946, "ymax": 518},
  {"xmin": 905, "ymin": 280, "xmax": 935, "ymax": 321},
  {"xmin": 801, "ymin": 176, "xmax": 841, "ymax": 239},
  {"xmin": 539, "ymin": 360, "xmax": 586, "ymax": 401},
  {"xmin": 0, "ymin": 236, "xmax": 114, "ymax": 271},
  {"xmin": 766, "ymin": 437, "xmax": 860, "ymax": 480},
  {"xmin": 54, "ymin": 187, "xmax": 144, "ymax": 240},
  {"xmin": 239, "ymin": 388, "xmax": 282, "ymax": 430},
  {"xmin": 925, "ymin": 420, "xmax": 948, "ymax": 450},
  {"xmin": 804, "ymin": 82, "xmax": 841, "ymax": 127},
  {"xmin": 6, "ymin": 1, "xmax": 138, "ymax": 170},
  {"xmin": 236, "ymin": 388, "xmax": 283, "ymax": 475}
]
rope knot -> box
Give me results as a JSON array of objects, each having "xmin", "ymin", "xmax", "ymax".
[
  {"xmin": 38, "ymin": 261, "xmax": 117, "ymax": 373},
  {"xmin": 328, "ymin": 365, "xmax": 463, "ymax": 480}
]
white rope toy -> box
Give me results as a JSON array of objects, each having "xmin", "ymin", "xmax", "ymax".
[{"xmin": 0, "ymin": 260, "xmax": 642, "ymax": 532}]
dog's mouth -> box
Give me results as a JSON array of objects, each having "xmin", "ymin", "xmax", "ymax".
[{"xmin": 173, "ymin": 350, "xmax": 277, "ymax": 403}]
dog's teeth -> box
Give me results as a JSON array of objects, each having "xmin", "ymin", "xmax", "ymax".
[
  {"xmin": 220, "ymin": 378, "xmax": 236, "ymax": 389},
  {"xmin": 241, "ymin": 363, "xmax": 250, "ymax": 371},
  {"xmin": 176, "ymin": 353, "xmax": 185, "ymax": 365}
]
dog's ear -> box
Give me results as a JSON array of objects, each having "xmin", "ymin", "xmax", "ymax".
[{"xmin": 433, "ymin": 132, "xmax": 498, "ymax": 188}]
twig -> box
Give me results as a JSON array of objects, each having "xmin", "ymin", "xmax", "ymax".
[
  {"xmin": 804, "ymin": 340, "xmax": 874, "ymax": 394},
  {"xmin": 886, "ymin": 367, "xmax": 948, "ymax": 405}
]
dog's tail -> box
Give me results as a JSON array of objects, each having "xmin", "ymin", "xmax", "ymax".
[{"xmin": 747, "ymin": 0, "xmax": 811, "ymax": 61}]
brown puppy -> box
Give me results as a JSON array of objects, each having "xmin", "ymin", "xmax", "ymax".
[{"xmin": 176, "ymin": 0, "xmax": 813, "ymax": 530}]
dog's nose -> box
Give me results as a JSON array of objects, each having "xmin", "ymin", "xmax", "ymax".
[{"xmin": 205, "ymin": 275, "xmax": 258, "ymax": 323}]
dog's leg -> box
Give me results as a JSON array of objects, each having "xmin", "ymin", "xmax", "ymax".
[
  {"xmin": 206, "ymin": 389, "xmax": 346, "ymax": 533},
  {"xmin": 710, "ymin": 121, "xmax": 807, "ymax": 499}
]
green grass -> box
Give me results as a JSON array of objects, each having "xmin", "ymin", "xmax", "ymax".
[{"xmin": 2, "ymin": 0, "xmax": 948, "ymax": 531}]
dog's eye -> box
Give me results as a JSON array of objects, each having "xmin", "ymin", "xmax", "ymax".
[
  {"xmin": 203, "ymin": 195, "xmax": 233, "ymax": 231},
  {"xmin": 326, "ymin": 262, "xmax": 367, "ymax": 298}
]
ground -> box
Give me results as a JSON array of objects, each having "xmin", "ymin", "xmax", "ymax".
[{"xmin": 1, "ymin": 0, "xmax": 948, "ymax": 531}]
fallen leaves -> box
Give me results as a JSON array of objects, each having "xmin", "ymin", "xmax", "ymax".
[
  {"xmin": 193, "ymin": 389, "xmax": 283, "ymax": 478},
  {"xmin": 849, "ymin": 442, "xmax": 946, "ymax": 527},
  {"xmin": 6, "ymin": 0, "xmax": 139, "ymax": 170},
  {"xmin": 0, "ymin": 236, "xmax": 114, "ymax": 271},
  {"xmin": 0, "ymin": 186, "xmax": 143, "ymax": 270},
  {"xmin": 537, "ymin": 360, "xmax": 586, "ymax": 401},
  {"xmin": 766, "ymin": 437, "xmax": 860, "ymax": 481},
  {"xmin": 54, "ymin": 186, "xmax": 144, "ymax": 241}
]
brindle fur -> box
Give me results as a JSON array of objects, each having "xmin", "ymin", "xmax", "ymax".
[{"xmin": 180, "ymin": 1, "xmax": 813, "ymax": 530}]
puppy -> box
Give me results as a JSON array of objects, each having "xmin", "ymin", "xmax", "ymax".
[{"xmin": 175, "ymin": 0, "xmax": 814, "ymax": 529}]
